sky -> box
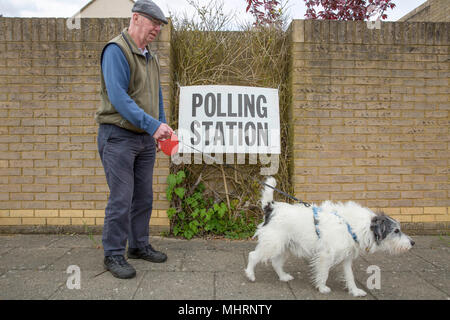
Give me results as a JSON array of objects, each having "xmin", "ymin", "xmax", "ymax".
[{"xmin": 0, "ymin": 0, "xmax": 428, "ymax": 22}]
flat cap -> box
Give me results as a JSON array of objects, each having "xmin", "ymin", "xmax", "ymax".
[{"xmin": 132, "ymin": 0, "xmax": 168, "ymax": 25}]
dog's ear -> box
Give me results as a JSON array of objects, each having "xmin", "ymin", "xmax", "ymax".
[{"xmin": 370, "ymin": 215, "xmax": 390, "ymax": 245}]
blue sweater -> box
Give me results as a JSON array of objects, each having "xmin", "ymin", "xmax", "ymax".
[{"xmin": 101, "ymin": 43, "xmax": 166, "ymax": 135}]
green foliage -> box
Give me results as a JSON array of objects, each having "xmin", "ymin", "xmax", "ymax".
[{"xmin": 166, "ymin": 170, "xmax": 258, "ymax": 240}]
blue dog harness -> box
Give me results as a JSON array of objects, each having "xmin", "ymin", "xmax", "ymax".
[
  {"xmin": 312, "ymin": 206, "xmax": 321, "ymax": 238},
  {"xmin": 312, "ymin": 206, "xmax": 358, "ymax": 243}
]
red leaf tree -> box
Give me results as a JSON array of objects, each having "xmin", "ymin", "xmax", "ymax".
[
  {"xmin": 245, "ymin": 0, "xmax": 282, "ymax": 26},
  {"xmin": 245, "ymin": 0, "xmax": 396, "ymax": 25},
  {"xmin": 304, "ymin": 0, "xmax": 396, "ymax": 20}
]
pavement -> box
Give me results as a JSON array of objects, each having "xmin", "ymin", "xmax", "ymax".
[{"xmin": 0, "ymin": 234, "xmax": 448, "ymax": 300}]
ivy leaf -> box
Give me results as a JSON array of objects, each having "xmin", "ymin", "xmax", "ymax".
[
  {"xmin": 166, "ymin": 174, "xmax": 177, "ymax": 201},
  {"xmin": 184, "ymin": 230, "xmax": 194, "ymax": 239},
  {"xmin": 167, "ymin": 208, "xmax": 176, "ymax": 219},
  {"xmin": 174, "ymin": 187, "xmax": 186, "ymax": 199},
  {"xmin": 167, "ymin": 174, "xmax": 177, "ymax": 188},
  {"xmin": 176, "ymin": 170, "xmax": 186, "ymax": 184}
]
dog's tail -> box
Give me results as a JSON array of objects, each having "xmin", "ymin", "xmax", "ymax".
[
  {"xmin": 261, "ymin": 176, "xmax": 276, "ymax": 209},
  {"xmin": 252, "ymin": 177, "xmax": 276, "ymax": 239},
  {"xmin": 259, "ymin": 177, "xmax": 276, "ymax": 228}
]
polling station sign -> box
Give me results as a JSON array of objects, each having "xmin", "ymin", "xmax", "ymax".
[{"xmin": 178, "ymin": 85, "xmax": 280, "ymax": 154}]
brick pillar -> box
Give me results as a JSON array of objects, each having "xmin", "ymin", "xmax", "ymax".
[
  {"xmin": 288, "ymin": 20, "xmax": 449, "ymax": 233},
  {"xmin": 0, "ymin": 18, "xmax": 171, "ymax": 232}
]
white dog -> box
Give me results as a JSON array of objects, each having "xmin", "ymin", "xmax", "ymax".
[{"xmin": 245, "ymin": 177, "xmax": 415, "ymax": 297}]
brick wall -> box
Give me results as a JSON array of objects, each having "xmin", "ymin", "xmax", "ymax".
[
  {"xmin": 289, "ymin": 20, "xmax": 449, "ymax": 233},
  {"xmin": 0, "ymin": 18, "xmax": 171, "ymax": 232},
  {"xmin": 399, "ymin": 0, "xmax": 450, "ymax": 23},
  {"xmin": 0, "ymin": 18, "xmax": 448, "ymax": 234}
]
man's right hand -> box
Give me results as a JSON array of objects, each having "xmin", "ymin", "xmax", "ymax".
[{"xmin": 153, "ymin": 123, "xmax": 173, "ymax": 140}]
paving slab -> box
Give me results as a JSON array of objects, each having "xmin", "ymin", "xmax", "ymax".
[
  {"xmin": 50, "ymin": 270, "xmax": 145, "ymax": 300},
  {"xmin": 217, "ymin": 271, "xmax": 295, "ymax": 300},
  {"xmin": 47, "ymin": 234, "xmax": 102, "ymax": 249},
  {"xmin": 129, "ymin": 249, "xmax": 185, "ymax": 272},
  {"xmin": 47, "ymin": 247, "xmax": 105, "ymax": 272},
  {"xmin": 411, "ymin": 268, "xmax": 450, "ymax": 295},
  {"xmin": 0, "ymin": 235, "xmax": 448, "ymax": 300},
  {"xmin": 151, "ymin": 237, "xmax": 216, "ymax": 251},
  {"xmin": 409, "ymin": 235, "xmax": 449, "ymax": 249},
  {"xmin": 0, "ymin": 246, "xmax": 13, "ymax": 257},
  {"xmin": 353, "ymin": 270, "xmax": 449, "ymax": 300},
  {"xmin": 133, "ymin": 271, "xmax": 214, "ymax": 300},
  {"xmin": 0, "ymin": 247, "xmax": 70, "ymax": 271},
  {"xmin": 0, "ymin": 234, "xmax": 62, "ymax": 248},
  {"xmin": 289, "ymin": 270, "xmax": 376, "ymax": 300},
  {"xmin": 411, "ymin": 247, "xmax": 450, "ymax": 270},
  {"xmin": 285, "ymin": 271, "xmax": 320, "ymax": 300},
  {"xmin": 211, "ymin": 239, "xmax": 257, "ymax": 252},
  {"xmin": 182, "ymin": 250, "xmax": 246, "ymax": 272},
  {"xmin": 0, "ymin": 270, "xmax": 66, "ymax": 300}
]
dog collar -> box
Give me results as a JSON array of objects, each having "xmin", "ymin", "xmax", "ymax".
[{"xmin": 312, "ymin": 206, "xmax": 358, "ymax": 243}]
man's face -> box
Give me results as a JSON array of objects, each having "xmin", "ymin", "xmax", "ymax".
[{"xmin": 136, "ymin": 13, "xmax": 163, "ymax": 44}]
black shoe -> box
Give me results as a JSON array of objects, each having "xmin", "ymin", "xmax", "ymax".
[
  {"xmin": 104, "ymin": 255, "xmax": 136, "ymax": 279},
  {"xmin": 127, "ymin": 244, "xmax": 167, "ymax": 263}
]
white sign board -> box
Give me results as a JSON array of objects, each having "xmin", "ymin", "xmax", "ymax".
[{"xmin": 178, "ymin": 85, "xmax": 280, "ymax": 154}]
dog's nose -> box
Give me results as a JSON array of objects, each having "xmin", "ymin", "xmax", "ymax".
[{"xmin": 410, "ymin": 240, "xmax": 415, "ymax": 246}]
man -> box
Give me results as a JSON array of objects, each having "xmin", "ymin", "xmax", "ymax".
[{"xmin": 95, "ymin": 0, "xmax": 173, "ymax": 279}]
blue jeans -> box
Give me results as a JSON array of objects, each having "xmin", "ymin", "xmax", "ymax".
[{"xmin": 97, "ymin": 124, "xmax": 156, "ymax": 257}]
